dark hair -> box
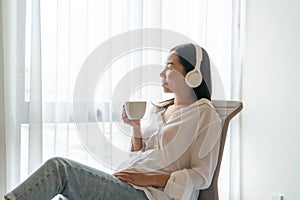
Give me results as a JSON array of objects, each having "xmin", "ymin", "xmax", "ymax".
[{"xmin": 170, "ymin": 43, "xmax": 212, "ymax": 101}]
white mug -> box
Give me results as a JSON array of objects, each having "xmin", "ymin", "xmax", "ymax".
[{"xmin": 125, "ymin": 101, "xmax": 146, "ymax": 120}]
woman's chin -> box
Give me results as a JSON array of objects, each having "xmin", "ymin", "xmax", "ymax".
[{"xmin": 162, "ymin": 87, "xmax": 172, "ymax": 93}]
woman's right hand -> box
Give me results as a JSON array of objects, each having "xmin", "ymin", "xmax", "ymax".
[
  {"xmin": 122, "ymin": 105, "xmax": 143, "ymax": 151},
  {"xmin": 122, "ymin": 105, "xmax": 141, "ymax": 128}
]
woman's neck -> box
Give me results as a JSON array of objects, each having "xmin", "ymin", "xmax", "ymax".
[{"xmin": 173, "ymin": 92, "xmax": 197, "ymax": 107}]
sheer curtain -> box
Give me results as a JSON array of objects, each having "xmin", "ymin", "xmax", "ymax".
[
  {"xmin": 0, "ymin": 0, "xmax": 241, "ymax": 199},
  {"xmin": 1, "ymin": 0, "xmax": 19, "ymax": 196},
  {"xmin": 0, "ymin": 0, "xmax": 6, "ymax": 195}
]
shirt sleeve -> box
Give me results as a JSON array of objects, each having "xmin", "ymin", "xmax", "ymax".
[{"xmin": 164, "ymin": 118, "xmax": 222, "ymax": 200}]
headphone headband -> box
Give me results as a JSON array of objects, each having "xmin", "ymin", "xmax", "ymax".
[{"xmin": 194, "ymin": 44, "xmax": 203, "ymax": 72}]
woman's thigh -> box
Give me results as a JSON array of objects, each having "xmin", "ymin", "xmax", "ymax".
[
  {"xmin": 50, "ymin": 157, "xmax": 148, "ymax": 200},
  {"xmin": 5, "ymin": 157, "xmax": 148, "ymax": 200}
]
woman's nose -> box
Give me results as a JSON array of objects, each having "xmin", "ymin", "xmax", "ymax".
[{"xmin": 160, "ymin": 68, "xmax": 166, "ymax": 78}]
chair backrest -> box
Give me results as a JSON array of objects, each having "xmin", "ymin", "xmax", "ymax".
[{"xmin": 198, "ymin": 100, "xmax": 243, "ymax": 200}]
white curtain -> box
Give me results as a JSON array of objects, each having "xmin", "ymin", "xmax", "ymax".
[
  {"xmin": 0, "ymin": 0, "xmax": 241, "ymax": 199},
  {"xmin": 229, "ymin": 0, "xmax": 242, "ymax": 199},
  {"xmin": 1, "ymin": 0, "xmax": 19, "ymax": 196},
  {"xmin": 0, "ymin": 0, "xmax": 6, "ymax": 195}
]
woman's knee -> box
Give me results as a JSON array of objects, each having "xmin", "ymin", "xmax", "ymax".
[{"xmin": 43, "ymin": 157, "xmax": 70, "ymax": 170}]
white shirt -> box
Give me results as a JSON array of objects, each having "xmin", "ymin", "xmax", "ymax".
[{"xmin": 117, "ymin": 98, "xmax": 222, "ymax": 200}]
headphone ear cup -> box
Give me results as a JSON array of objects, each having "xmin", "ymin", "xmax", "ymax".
[{"xmin": 185, "ymin": 70, "xmax": 203, "ymax": 88}]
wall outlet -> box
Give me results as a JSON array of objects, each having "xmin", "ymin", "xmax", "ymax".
[{"xmin": 271, "ymin": 195, "xmax": 284, "ymax": 200}]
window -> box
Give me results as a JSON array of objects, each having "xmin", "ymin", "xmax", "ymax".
[{"xmin": 15, "ymin": 1, "xmax": 237, "ymax": 199}]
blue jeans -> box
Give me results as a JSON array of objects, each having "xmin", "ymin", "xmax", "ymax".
[{"xmin": 4, "ymin": 157, "xmax": 148, "ymax": 200}]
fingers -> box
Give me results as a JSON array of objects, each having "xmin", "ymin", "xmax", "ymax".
[
  {"xmin": 121, "ymin": 105, "xmax": 127, "ymax": 119},
  {"xmin": 115, "ymin": 175, "xmax": 130, "ymax": 182},
  {"xmin": 121, "ymin": 105, "xmax": 141, "ymax": 126},
  {"xmin": 113, "ymin": 170, "xmax": 150, "ymax": 186},
  {"xmin": 113, "ymin": 171, "xmax": 134, "ymax": 183},
  {"xmin": 122, "ymin": 107, "xmax": 130, "ymax": 123},
  {"xmin": 115, "ymin": 175, "xmax": 134, "ymax": 184}
]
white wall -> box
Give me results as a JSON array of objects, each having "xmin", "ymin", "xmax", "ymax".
[{"xmin": 241, "ymin": 0, "xmax": 300, "ymax": 199}]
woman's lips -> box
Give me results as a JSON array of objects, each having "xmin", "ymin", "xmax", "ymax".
[{"xmin": 161, "ymin": 82, "xmax": 168, "ymax": 86}]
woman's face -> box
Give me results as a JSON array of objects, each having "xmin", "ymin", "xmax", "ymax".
[{"xmin": 160, "ymin": 52, "xmax": 187, "ymax": 93}]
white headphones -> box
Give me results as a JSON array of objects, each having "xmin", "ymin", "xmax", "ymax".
[{"xmin": 185, "ymin": 44, "xmax": 203, "ymax": 88}]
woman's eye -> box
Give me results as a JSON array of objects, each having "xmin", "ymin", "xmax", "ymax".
[{"xmin": 166, "ymin": 65, "xmax": 172, "ymax": 70}]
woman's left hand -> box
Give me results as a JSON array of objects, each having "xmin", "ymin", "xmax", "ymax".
[
  {"xmin": 113, "ymin": 168, "xmax": 153, "ymax": 186},
  {"xmin": 113, "ymin": 168, "xmax": 170, "ymax": 187}
]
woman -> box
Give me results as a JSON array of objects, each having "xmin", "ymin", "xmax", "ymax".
[{"xmin": 5, "ymin": 43, "xmax": 222, "ymax": 200}]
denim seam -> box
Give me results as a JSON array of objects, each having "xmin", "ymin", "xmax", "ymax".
[{"xmin": 13, "ymin": 168, "xmax": 56, "ymax": 199}]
